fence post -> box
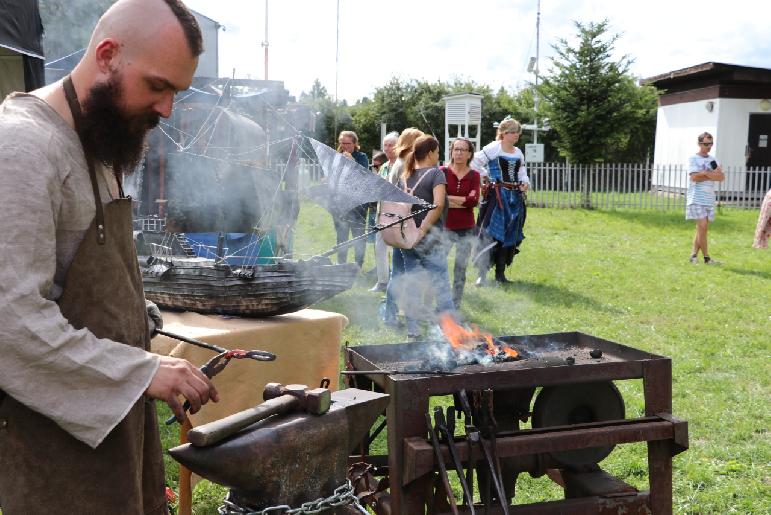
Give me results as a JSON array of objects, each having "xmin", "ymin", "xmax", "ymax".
[{"xmin": 581, "ymin": 164, "xmax": 591, "ymax": 209}]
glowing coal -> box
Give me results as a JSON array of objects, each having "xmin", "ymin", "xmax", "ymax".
[{"xmin": 401, "ymin": 315, "xmax": 524, "ymax": 373}]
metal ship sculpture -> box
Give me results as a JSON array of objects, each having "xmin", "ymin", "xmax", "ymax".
[
  {"xmin": 139, "ymin": 253, "xmax": 361, "ymax": 317},
  {"xmin": 134, "ymin": 127, "xmax": 425, "ymax": 317}
]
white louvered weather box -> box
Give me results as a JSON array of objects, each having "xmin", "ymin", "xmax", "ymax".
[{"xmin": 443, "ymin": 93, "xmax": 482, "ymax": 163}]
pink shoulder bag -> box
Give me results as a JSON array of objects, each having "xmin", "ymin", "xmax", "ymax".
[{"xmin": 378, "ymin": 169, "xmax": 432, "ymax": 249}]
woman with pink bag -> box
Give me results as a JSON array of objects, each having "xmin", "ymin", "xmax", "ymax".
[{"xmin": 397, "ymin": 135, "xmax": 454, "ymax": 339}]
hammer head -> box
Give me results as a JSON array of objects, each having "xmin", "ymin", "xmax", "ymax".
[
  {"xmin": 262, "ymin": 382, "xmax": 295, "ymax": 400},
  {"xmin": 262, "ymin": 383, "xmax": 331, "ymax": 415},
  {"xmin": 304, "ymin": 387, "xmax": 331, "ymax": 415}
]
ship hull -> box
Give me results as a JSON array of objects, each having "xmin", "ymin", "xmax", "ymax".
[{"xmin": 141, "ymin": 258, "xmax": 358, "ymax": 317}]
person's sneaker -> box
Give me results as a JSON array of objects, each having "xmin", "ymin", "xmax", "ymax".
[
  {"xmin": 704, "ymin": 257, "xmax": 721, "ymax": 265},
  {"xmin": 369, "ymin": 282, "xmax": 387, "ymax": 292},
  {"xmin": 689, "ymin": 255, "xmax": 699, "ymax": 264}
]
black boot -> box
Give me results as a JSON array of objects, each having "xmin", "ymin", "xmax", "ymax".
[{"xmin": 494, "ymin": 248, "xmax": 509, "ymax": 284}]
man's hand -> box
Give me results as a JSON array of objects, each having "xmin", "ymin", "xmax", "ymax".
[
  {"xmin": 146, "ymin": 356, "xmax": 219, "ymax": 422},
  {"xmin": 146, "ymin": 300, "xmax": 163, "ymax": 338},
  {"xmin": 520, "ymin": 183, "xmax": 529, "ymax": 192}
]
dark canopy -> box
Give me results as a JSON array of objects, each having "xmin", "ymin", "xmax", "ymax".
[{"xmin": 0, "ymin": 0, "xmax": 45, "ymax": 92}]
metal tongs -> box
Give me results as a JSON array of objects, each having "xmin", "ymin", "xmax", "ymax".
[
  {"xmin": 458, "ymin": 389, "xmax": 510, "ymax": 515},
  {"xmin": 158, "ymin": 330, "xmax": 276, "ymax": 424}
]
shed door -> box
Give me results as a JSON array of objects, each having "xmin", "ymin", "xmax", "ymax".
[
  {"xmin": 746, "ymin": 114, "xmax": 771, "ymax": 193},
  {"xmin": 747, "ymin": 114, "xmax": 771, "ymax": 167}
]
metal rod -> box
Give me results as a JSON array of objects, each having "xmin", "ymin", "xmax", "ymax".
[
  {"xmin": 367, "ymin": 418, "xmax": 387, "ymax": 446},
  {"xmin": 435, "ymin": 407, "xmax": 476, "ymax": 513},
  {"xmin": 426, "ymin": 412, "xmax": 459, "ymax": 515},
  {"xmin": 156, "ymin": 329, "xmax": 226, "ymax": 354},
  {"xmin": 313, "ymin": 204, "xmax": 435, "ymax": 259},
  {"xmin": 340, "ymin": 369, "xmax": 457, "ymax": 376}
]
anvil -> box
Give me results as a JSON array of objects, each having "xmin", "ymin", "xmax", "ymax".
[{"xmin": 169, "ymin": 388, "xmax": 389, "ymax": 511}]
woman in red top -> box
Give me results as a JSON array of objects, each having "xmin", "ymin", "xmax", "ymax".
[{"xmin": 442, "ymin": 138, "xmax": 481, "ymax": 307}]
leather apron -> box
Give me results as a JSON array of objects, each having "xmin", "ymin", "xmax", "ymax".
[{"xmin": 0, "ymin": 76, "xmax": 167, "ymax": 514}]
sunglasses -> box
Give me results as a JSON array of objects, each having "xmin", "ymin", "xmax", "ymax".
[{"xmin": 700, "ymin": 142, "xmax": 713, "ymax": 146}]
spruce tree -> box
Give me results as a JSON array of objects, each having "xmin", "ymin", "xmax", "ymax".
[{"xmin": 539, "ymin": 20, "xmax": 637, "ymax": 163}]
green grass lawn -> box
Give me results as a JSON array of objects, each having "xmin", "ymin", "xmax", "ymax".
[{"xmin": 162, "ymin": 202, "xmax": 769, "ymax": 514}]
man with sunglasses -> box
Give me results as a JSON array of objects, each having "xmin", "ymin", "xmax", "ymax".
[{"xmin": 686, "ymin": 132, "xmax": 724, "ymax": 264}]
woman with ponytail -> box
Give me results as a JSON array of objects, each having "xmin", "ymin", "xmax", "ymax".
[
  {"xmin": 381, "ymin": 128, "xmax": 424, "ymax": 328},
  {"xmin": 398, "ymin": 135, "xmax": 454, "ymax": 339}
]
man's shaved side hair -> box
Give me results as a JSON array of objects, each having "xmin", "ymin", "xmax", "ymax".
[
  {"xmin": 89, "ymin": 0, "xmax": 203, "ymax": 58},
  {"xmin": 161, "ymin": 0, "xmax": 203, "ymax": 56}
]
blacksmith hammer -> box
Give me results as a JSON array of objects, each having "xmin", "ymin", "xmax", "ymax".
[{"xmin": 187, "ymin": 383, "xmax": 331, "ymax": 447}]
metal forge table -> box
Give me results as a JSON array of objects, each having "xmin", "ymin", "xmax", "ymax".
[{"xmin": 345, "ymin": 332, "xmax": 688, "ymax": 514}]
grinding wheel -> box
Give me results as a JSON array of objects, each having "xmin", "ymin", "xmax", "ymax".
[{"xmin": 532, "ymin": 381, "xmax": 625, "ymax": 467}]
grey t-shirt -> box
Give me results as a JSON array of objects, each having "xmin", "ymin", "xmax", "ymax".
[
  {"xmin": 400, "ymin": 166, "xmax": 447, "ymax": 227},
  {"xmin": 0, "ymin": 93, "xmax": 158, "ymax": 448}
]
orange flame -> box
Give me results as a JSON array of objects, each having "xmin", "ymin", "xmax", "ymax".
[{"xmin": 439, "ymin": 313, "xmax": 518, "ymax": 358}]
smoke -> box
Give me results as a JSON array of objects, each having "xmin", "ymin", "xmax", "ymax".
[
  {"xmin": 39, "ymin": 0, "xmax": 115, "ymax": 61},
  {"xmin": 388, "ymin": 228, "xmax": 481, "ymax": 328}
]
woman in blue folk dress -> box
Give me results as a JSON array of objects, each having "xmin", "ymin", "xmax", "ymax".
[{"xmin": 471, "ymin": 118, "xmax": 530, "ymax": 285}]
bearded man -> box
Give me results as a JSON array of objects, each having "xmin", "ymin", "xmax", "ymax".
[{"xmin": 0, "ymin": 1, "xmax": 219, "ymax": 513}]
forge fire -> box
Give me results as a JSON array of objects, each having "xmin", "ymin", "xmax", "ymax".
[
  {"xmin": 438, "ymin": 313, "xmax": 521, "ymax": 364},
  {"xmin": 400, "ymin": 315, "xmax": 525, "ymax": 372}
]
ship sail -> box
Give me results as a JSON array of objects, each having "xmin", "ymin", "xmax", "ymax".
[{"xmin": 307, "ymin": 138, "xmax": 423, "ymax": 216}]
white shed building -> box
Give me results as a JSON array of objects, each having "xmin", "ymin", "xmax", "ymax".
[
  {"xmin": 442, "ymin": 93, "xmax": 482, "ymax": 163},
  {"xmin": 644, "ymin": 62, "xmax": 771, "ymax": 195}
]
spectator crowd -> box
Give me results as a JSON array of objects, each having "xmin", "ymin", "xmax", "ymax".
[{"xmin": 333, "ymin": 121, "xmax": 530, "ymax": 339}]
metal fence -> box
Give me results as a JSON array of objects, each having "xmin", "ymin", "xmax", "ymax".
[
  {"xmin": 297, "ymin": 160, "xmax": 770, "ymax": 210},
  {"xmin": 526, "ymin": 163, "xmax": 770, "ymax": 210},
  {"xmin": 299, "ymin": 158, "xmax": 325, "ymax": 184}
]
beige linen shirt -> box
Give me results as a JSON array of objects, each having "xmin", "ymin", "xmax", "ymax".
[{"xmin": 0, "ymin": 93, "xmax": 159, "ymax": 448}]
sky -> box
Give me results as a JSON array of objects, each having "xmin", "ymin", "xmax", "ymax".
[{"xmin": 184, "ymin": 0, "xmax": 771, "ymax": 104}]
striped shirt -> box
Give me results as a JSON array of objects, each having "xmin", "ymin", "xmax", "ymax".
[{"xmin": 687, "ymin": 154, "xmax": 717, "ymax": 206}]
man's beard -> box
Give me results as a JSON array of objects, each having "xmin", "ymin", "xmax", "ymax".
[{"xmin": 80, "ymin": 72, "xmax": 160, "ymax": 174}]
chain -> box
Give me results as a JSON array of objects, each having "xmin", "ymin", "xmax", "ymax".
[{"xmin": 217, "ymin": 480, "xmax": 367, "ymax": 515}]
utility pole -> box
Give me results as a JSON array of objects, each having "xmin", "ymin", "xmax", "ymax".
[
  {"xmin": 261, "ymin": 0, "xmax": 269, "ymax": 80},
  {"xmin": 534, "ymin": 0, "xmax": 540, "ymax": 145},
  {"xmin": 334, "ymin": 0, "xmax": 340, "ymax": 140}
]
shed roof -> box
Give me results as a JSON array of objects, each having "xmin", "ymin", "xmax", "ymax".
[
  {"xmin": 642, "ymin": 62, "xmax": 771, "ymax": 88},
  {"xmin": 642, "ymin": 62, "xmax": 771, "ymax": 105}
]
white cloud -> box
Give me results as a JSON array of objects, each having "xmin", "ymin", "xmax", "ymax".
[{"xmin": 185, "ymin": 0, "xmax": 771, "ymax": 102}]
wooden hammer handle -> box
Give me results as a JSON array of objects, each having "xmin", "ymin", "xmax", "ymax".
[{"xmin": 188, "ymin": 395, "xmax": 299, "ymax": 447}]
